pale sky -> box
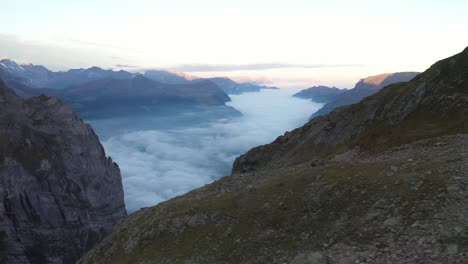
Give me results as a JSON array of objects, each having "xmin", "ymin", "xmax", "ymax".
[{"xmin": 1, "ymin": 0, "xmax": 467, "ymax": 88}]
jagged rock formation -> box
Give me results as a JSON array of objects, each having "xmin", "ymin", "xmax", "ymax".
[
  {"xmin": 78, "ymin": 48, "xmax": 468, "ymax": 264},
  {"xmin": 0, "ymin": 80, "xmax": 126, "ymax": 263},
  {"xmin": 292, "ymin": 86, "xmax": 346, "ymax": 104},
  {"xmin": 310, "ymin": 71, "xmax": 419, "ymax": 119}
]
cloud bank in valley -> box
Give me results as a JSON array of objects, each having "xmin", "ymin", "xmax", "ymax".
[{"xmin": 98, "ymin": 89, "xmax": 322, "ymax": 212}]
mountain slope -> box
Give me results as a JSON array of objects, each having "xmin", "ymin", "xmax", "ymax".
[
  {"xmin": 310, "ymin": 72, "xmax": 419, "ymax": 119},
  {"xmin": 293, "ymin": 86, "xmax": 346, "ymax": 104},
  {"xmin": 0, "ymin": 80, "xmax": 127, "ymax": 263},
  {"xmin": 78, "ymin": 48, "xmax": 468, "ymax": 264}
]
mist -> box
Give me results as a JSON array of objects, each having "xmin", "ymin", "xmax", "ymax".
[{"xmin": 90, "ymin": 89, "xmax": 322, "ymax": 212}]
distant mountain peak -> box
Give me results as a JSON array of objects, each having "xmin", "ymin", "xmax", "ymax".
[
  {"xmin": 0, "ymin": 58, "xmax": 25, "ymax": 71},
  {"xmin": 360, "ymin": 73, "xmax": 394, "ymax": 86}
]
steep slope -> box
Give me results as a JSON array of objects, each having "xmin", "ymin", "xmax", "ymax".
[
  {"xmin": 293, "ymin": 86, "xmax": 346, "ymax": 104},
  {"xmin": 80, "ymin": 48, "xmax": 467, "ymax": 264},
  {"xmin": 310, "ymin": 72, "xmax": 419, "ymax": 119},
  {"xmin": 0, "ymin": 80, "xmax": 127, "ymax": 263}
]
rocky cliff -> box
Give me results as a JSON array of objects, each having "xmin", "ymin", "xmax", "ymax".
[
  {"xmin": 0, "ymin": 80, "xmax": 126, "ymax": 263},
  {"xmin": 78, "ymin": 48, "xmax": 468, "ymax": 264}
]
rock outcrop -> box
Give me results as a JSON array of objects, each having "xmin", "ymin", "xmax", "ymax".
[
  {"xmin": 0, "ymin": 80, "xmax": 126, "ymax": 263},
  {"xmin": 310, "ymin": 71, "xmax": 419, "ymax": 119},
  {"xmin": 78, "ymin": 48, "xmax": 468, "ymax": 264}
]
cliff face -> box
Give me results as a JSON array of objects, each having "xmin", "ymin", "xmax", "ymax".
[
  {"xmin": 78, "ymin": 48, "xmax": 468, "ymax": 264},
  {"xmin": 0, "ymin": 80, "xmax": 126, "ymax": 263}
]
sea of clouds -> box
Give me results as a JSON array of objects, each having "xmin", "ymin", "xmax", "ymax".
[{"xmin": 91, "ymin": 89, "xmax": 322, "ymax": 212}]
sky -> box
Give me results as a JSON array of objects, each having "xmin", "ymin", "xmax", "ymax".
[{"xmin": 1, "ymin": 0, "xmax": 468, "ymax": 88}]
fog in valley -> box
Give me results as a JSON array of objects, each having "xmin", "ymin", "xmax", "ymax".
[{"xmin": 89, "ymin": 89, "xmax": 321, "ymax": 212}]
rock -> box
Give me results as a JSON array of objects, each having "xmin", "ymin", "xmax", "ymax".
[
  {"xmin": 289, "ymin": 251, "xmax": 327, "ymax": 264},
  {"xmin": 383, "ymin": 216, "xmax": 401, "ymax": 226},
  {"xmin": 0, "ymin": 80, "xmax": 126, "ymax": 263},
  {"xmin": 447, "ymin": 244, "xmax": 458, "ymax": 254}
]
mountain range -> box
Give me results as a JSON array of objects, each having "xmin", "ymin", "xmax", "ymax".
[
  {"xmin": 44, "ymin": 75, "xmax": 234, "ymax": 119},
  {"xmin": 78, "ymin": 48, "xmax": 468, "ymax": 264},
  {"xmin": 307, "ymin": 72, "xmax": 419, "ymax": 119},
  {"xmin": 0, "ymin": 59, "xmax": 277, "ymax": 95},
  {"xmin": 0, "ymin": 59, "xmax": 282, "ymax": 119}
]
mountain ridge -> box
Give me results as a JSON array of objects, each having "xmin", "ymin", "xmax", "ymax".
[
  {"xmin": 0, "ymin": 59, "xmax": 278, "ymax": 95},
  {"xmin": 309, "ymin": 71, "xmax": 419, "ymax": 119}
]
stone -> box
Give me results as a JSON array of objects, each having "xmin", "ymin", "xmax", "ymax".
[
  {"xmin": 447, "ymin": 244, "xmax": 458, "ymax": 254},
  {"xmin": 289, "ymin": 251, "xmax": 327, "ymax": 264},
  {"xmin": 383, "ymin": 216, "xmax": 401, "ymax": 226}
]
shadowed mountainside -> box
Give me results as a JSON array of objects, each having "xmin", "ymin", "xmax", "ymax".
[{"xmin": 0, "ymin": 80, "xmax": 126, "ymax": 263}]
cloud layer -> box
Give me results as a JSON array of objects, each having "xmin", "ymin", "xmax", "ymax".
[
  {"xmin": 93, "ymin": 89, "xmax": 322, "ymax": 212},
  {"xmin": 168, "ymin": 63, "xmax": 362, "ymax": 72}
]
